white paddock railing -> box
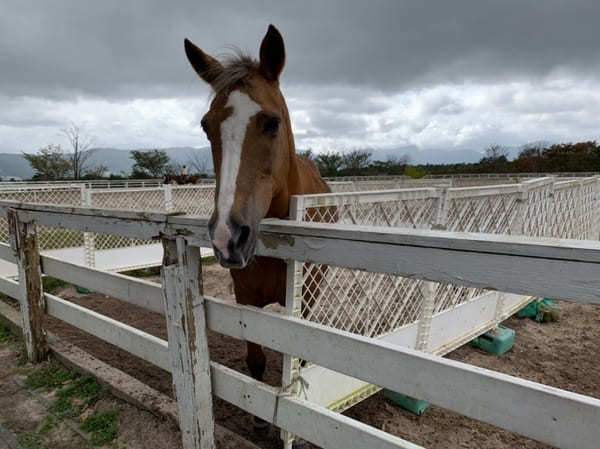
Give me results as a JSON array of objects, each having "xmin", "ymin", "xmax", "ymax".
[
  {"xmin": 0, "ymin": 179, "xmax": 437, "ymax": 273},
  {"xmin": 280, "ymin": 177, "xmax": 600, "ymax": 431},
  {"xmin": 0, "ymin": 201, "xmax": 598, "ymax": 449}
]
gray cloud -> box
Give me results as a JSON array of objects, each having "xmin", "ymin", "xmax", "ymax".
[
  {"xmin": 1, "ymin": 1, "xmax": 599, "ymax": 99},
  {"xmin": 1, "ymin": 1, "xmax": 599, "ymax": 157}
]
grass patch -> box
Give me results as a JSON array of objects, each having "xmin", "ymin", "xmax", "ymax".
[
  {"xmin": 41, "ymin": 276, "xmax": 69, "ymax": 294},
  {"xmin": 50, "ymin": 375, "xmax": 104, "ymax": 418},
  {"xmin": 81, "ymin": 410, "xmax": 119, "ymax": 446},
  {"xmin": 25, "ymin": 363, "xmax": 78, "ymax": 391},
  {"xmin": 0, "ymin": 322, "xmax": 17, "ymax": 344},
  {"xmin": 201, "ymin": 255, "xmax": 218, "ymax": 266},
  {"xmin": 38, "ymin": 416, "xmax": 55, "ymax": 436},
  {"xmin": 17, "ymin": 432, "xmax": 47, "ymax": 449},
  {"xmin": 120, "ymin": 266, "xmax": 161, "ymax": 278},
  {"xmin": 16, "ymin": 344, "xmax": 28, "ymax": 366},
  {"xmin": 49, "ymin": 396, "xmax": 79, "ymax": 419},
  {"xmin": 60, "ymin": 375, "xmax": 103, "ymax": 399}
]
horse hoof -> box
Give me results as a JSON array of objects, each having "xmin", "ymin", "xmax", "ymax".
[
  {"xmin": 292, "ymin": 438, "xmax": 309, "ymax": 448},
  {"xmin": 253, "ymin": 416, "xmax": 270, "ymax": 432}
]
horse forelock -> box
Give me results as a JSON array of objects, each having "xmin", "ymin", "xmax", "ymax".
[{"xmin": 211, "ymin": 52, "xmax": 258, "ymax": 97}]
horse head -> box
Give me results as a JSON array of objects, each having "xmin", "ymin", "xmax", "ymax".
[{"xmin": 185, "ymin": 25, "xmax": 294, "ymax": 268}]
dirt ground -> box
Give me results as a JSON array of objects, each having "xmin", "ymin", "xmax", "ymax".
[
  {"xmin": 0, "ymin": 332, "xmax": 183, "ymax": 449},
  {"xmin": 10, "ymin": 263, "xmax": 600, "ymax": 449}
]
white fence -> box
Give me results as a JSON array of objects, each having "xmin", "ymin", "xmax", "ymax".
[
  {"xmin": 279, "ymin": 177, "xmax": 600, "ymax": 429},
  {"xmin": 0, "ymin": 200, "xmax": 598, "ymax": 449},
  {"xmin": 0, "ymin": 179, "xmax": 433, "ymax": 273}
]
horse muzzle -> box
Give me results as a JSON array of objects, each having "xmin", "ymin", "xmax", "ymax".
[{"xmin": 209, "ymin": 218, "xmax": 256, "ymax": 269}]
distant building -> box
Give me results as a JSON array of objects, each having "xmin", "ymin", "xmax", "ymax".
[{"xmin": 0, "ymin": 176, "xmax": 23, "ymax": 182}]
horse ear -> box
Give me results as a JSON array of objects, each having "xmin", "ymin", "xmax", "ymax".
[
  {"xmin": 259, "ymin": 25, "xmax": 285, "ymax": 82},
  {"xmin": 184, "ymin": 38, "xmax": 224, "ymax": 86}
]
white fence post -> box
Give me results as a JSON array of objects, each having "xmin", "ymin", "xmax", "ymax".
[
  {"xmin": 416, "ymin": 281, "xmax": 436, "ymax": 352},
  {"xmin": 281, "ymin": 195, "xmax": 305, "ymax": 449},
  {"xmin": 81, "ymin": 187, "xmax": 96, "ymax": 268},
  {"xmin": 510, "ymin": 180, "xmax": 530, "ymax": 236},
  {"xmin": 7, "ymin": 208, "xmax": 48, "ymax": 362},
  {"xmin": 164, "ymin": 184, "xmax": 174, "ymax": 213},
  {"xmin": 416, "ymin": 187, "xmax": 449, "ymax": 351},
  {"xmin": 161, "ymin": 237, "xmax": 215, "ymax": 449}
]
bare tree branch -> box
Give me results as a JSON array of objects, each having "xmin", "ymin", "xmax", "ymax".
[
  {"xmin": 187, "ymin": 149, "xmax": 212, "ymax": 175},
  {"xmin": 62, "ymin": 124, "xmax": 97, "ymax": 179}
]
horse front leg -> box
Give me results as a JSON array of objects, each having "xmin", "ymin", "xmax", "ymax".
[
  {"xmin": 246, "ymin": 341, "xmax": 266, "ymax": 381},
  {"xmin": 245, "ymin": 341, "xmax": 270, "ymax": 431}
]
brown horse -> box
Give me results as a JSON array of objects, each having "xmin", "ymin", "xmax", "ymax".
[{"xmin": 184, "ymin": 26, "xmax": 329, "ymax": 390}]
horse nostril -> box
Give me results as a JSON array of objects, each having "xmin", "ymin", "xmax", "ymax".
[{"xmin": 237, "ymin": 225, "xmax": 250, "ymax": 247}]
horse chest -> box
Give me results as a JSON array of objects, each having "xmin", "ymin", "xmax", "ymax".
[{"xmin": 230, "ymin": 257, "xmax": 287, "ymax": 308}]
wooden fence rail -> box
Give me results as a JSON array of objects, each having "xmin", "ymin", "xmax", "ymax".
[{"xmin": 0, "ymin": 202, "xmax": 599, "ymax": 449}]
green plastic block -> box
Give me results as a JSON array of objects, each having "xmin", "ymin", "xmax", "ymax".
[
  {"xmin": 517, "ymin": 300, "xmax": 538, "ymax": 319},
  {"xmin": 470, "ymin": 325, "xmax": 515, "ymax": 356},
  {"xmin": 384, "ymin": 390, "xmax": 429, "ymax": 415},
  {"xmin": 76, "ymin": 285, "xmax": 93, "ymax": 294},
  {"xmin": 517, "ymin": 298, "xmax": 560, "ymax": 322}
]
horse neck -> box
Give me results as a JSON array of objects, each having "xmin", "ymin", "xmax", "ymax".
[{"xmin": 266, "ymin": 112, "xmax": 299, "ymax": 219}]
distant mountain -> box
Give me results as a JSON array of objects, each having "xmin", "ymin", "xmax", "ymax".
[
  {"xmin": 0, "ymin": 153, "xmax": 34, "ymax": 179},
  {"xmin": 0, "ymin": 144, "xmax": 494, "ymax": 180},
  {"xmin": 367, "ymin": 146, "xmax": 484, "ymax": 165}
]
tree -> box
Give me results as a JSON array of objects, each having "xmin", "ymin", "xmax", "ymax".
[
  {"xmin": 297, "ymin": 149, "xmax": 316, "ymax": 161},
  {"xmin": 340, "ymin": 150, "xmax": 372, "ymax": 176},
  {"xmin": 482, "ymin": 144, "xmax": 509, "ymax": 160},
  {"xmin": 130, "ymin": 149, "xmax": 171, "ymax": 178},
  {"xmin": 62, "ymin": 124, "xmax": 97, "ymax": 180},
  {"xmin": 479, "ymin": 144, "xmax": 510, "ymax": 172},
  {"xmin": 23, "ymin": 145, "xmax": 71, "ymax": 180},
  {"xmin": 404, "ymin": 165, "xmax": 427, "ymax": 179},
  {"xmin": 187, "ymin": 149, "xmax": 213, "ymax": 175},
  {"xmin": 315, "ymin": 151, "xmax": 344, "ymax": 177}
]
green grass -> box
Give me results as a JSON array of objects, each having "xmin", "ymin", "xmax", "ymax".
[
  {"xmin": 49, "ymin": 396, "xmax": 79, "ymax": 419},
  {"xmin": 119, "ymin": 266, "xmax": 161, "ymax": 278},
  {"xmin": 42, "ymin": 276, "xmax": 69, "ymax": 294},
  {"xmin": 0, "ymin": 322, "xmax": 16, "ymax": 344},
  {"xmin": 201, "ymin": 255, "xmax": 218, "ymax": 266},
  {"xmin": 38, "ymin": 416, "xmax": 55, "ymax": 436},
  {"xmin": 48, "ymin": 374, "xmax": 104, "ymax": 419},
  {"xmin": 81, "ymin": 410, "xmax": 119, "ymax": 446},
  {"xmin": 24, "ymin": 363, "xmax": 78, "ymax": 391},
  {"xmin": 17, "ymin": 433, "xmax": 47, "ymax": 449}
]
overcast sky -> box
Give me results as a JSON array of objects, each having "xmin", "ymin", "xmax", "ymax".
[{"xmin": 1, "ymin": 0, "xmax": 599, "ymax": 158}]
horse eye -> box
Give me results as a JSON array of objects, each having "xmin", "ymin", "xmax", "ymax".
[{"xmin": 263, "ymin": 116, "xmax": 280, "ymax": 136}]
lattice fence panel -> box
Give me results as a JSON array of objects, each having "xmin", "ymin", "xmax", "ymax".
[
  {"xmin": 90, "ymin": 188, "xmax": 167, "ymax": 250},
  {"xmin": 0, "ymin": 187, "xmax": 84, "ymax": 250},
  {"xmin": 549, "ymin": 180, "xmax": 599, "ymax": 240},
  {"xmin": 171, "ymin": 185, "xmax": 215, "ymax": 216},
  {"xmin": 522, "ymin": 181, "xmax": 555, "ymax": 238},
  {"xmin": 297, "ymin": 191, "xmax": 440, "ymax": 338},
  {"xmin": 446, "ymin": 193, "xmax": 520, "ymax": 234}
]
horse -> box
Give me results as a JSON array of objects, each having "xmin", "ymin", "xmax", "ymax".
[
  {"xmin": 184, "ymin": 24, "xmax": 330, "ymax": 423},
  {"xmin": 169, "ymin": 174, "xmax": 201, "ymax": 185}
]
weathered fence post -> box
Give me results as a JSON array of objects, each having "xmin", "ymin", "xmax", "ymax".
[
  {"xmin": 161, "ymin": 237, "xmax": 215, "ymax": 449},
  {"xmin": 81, "ymin": 187, "xmax": 96, "ymax": 268},
  {"xmin": 7, "ymin": 208, "xmax": 48, "ymax": 362}
]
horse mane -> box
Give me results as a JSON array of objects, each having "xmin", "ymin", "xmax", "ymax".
[{"xmin": 211, "ymin": 51, "xmax": 258, "ymax": 96}]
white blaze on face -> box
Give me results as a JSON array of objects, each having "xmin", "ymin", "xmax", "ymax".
[{"xmin": 213, "ymin": 90, "xmax": 261, "ymax": 260}]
